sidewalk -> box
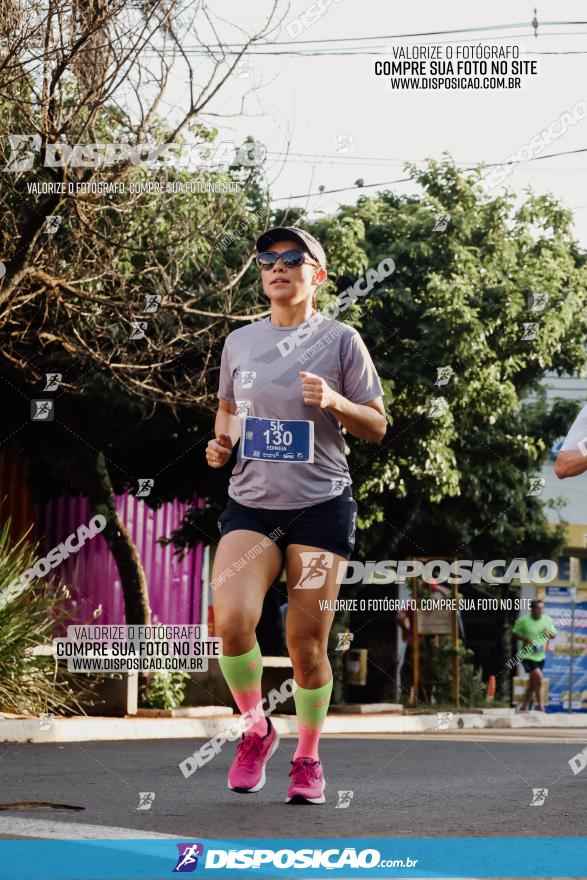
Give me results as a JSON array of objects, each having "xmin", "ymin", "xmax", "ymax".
[{"xmin": 2, "ymin": 708, "xmax": 586, "ymax": 743}]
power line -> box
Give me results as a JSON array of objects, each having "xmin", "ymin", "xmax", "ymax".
[
  {"xmin": 140, "ymin": 26, "xmax": 587, "ymax": 56},
  {"xmin": 528, "ymin": 50, "xmax": 587, "ymax": 55},
  {"xmin": 493, "ymin": 147, "xmax": 587, "ymax": 164},
  {"xmin": 266, "ymin": 152, "xmax": 405, "ymax": 164},
  {"xmin": 265, "ymin": 149, "xmax": 587, "ymax": 167},
  {"xmin": 271, "ymin": 147, "xmax": 587, "ymax": 201},
  {"xmin": 268, "ymin": 19, "xmax": 587, "ymax": 45},
  {"xmin": 143, "ymin": 20, "xmax": 587, "ymax": 50},
  {"xmin": 266, "ymin": 157, "xmax": 587, "ymax": 171},
  {"xmin": 142, "ymin": 33, "xmax": 587, "ymax": 56},
  {"xmin": 272, "ymin": 176, "xmax": 412, "ymax": 201}
]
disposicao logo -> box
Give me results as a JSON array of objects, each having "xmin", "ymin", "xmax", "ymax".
[{"xmin": 173, "ymin": 843, "xmax": 204, "ymax": 872}]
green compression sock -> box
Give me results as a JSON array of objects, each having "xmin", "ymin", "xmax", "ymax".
[
  {"xmin": 218, "ymin": 641, "xmax": 267, "ymax": 736},
  {"xmin": 293, "ymin": 678, "xmax": 333, "ymax": 761}
]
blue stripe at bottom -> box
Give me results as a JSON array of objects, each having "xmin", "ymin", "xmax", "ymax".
[{"xmin": 0, "ymin": 837, "xmax": 585, "ymax": 879}]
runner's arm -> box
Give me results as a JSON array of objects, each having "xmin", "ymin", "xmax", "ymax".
[
  {"xmin": 512, "ymin": 621, "xmax": 532, "ymax": 645},
  {"xmin": 397, "ymin": 613, "xmax": 410, "ymax": 632},
  {"xmin": 216, "ymin": 399, "xmax": 237, "ymax": 435},
  {"xmin": 206, "ymin": 401, "xmax": 238, "ymax": 468},
  {"xmin": 513, "ymin": 633, "xmax": 533, "ymax": 645},
  {"xmin": 299, "ymin": 371, "xmax": 386, "ymax": 441},
  {"xmin": 554, "ymin": 450, "xmax": 587, "ymax": 478},
  {"xmin": 326, "ymin": 394, "xmax": 387, "ymax": 442}
]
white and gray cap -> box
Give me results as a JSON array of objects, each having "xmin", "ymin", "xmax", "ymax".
[{"xmin": 255, "ymin": 226, "xmax": 327, "ymax": 268}]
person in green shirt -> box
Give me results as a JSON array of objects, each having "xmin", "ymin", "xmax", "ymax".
[{"xmin": 512, "ymin": 600, "xmax": 556, "ymax": 711}]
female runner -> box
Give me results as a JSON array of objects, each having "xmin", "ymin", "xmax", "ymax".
[{"xmin": 206, "ymin": 226, "xmax": 386, "ymax": 804}]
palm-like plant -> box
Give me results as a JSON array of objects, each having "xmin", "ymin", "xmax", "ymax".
[{"xmin": 0, "ymin": 518, "xmax": 83, "ymax": 715}]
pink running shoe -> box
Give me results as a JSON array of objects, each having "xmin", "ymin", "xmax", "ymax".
[
  {"xmin": 285, "ymin": 757, "xmax": 326, "ymax": 804},
  {"xmin": 227, "ymin": 718, "xmax": 279, "ymax": 793}
]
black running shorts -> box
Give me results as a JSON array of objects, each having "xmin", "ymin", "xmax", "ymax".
[
  {"xmin": 522, "ymin": 658, "xmax": 545, "ymax": 673},
  {"xmin": 217, "ymin": 485, "xmax": 358, "ymax": 560}
]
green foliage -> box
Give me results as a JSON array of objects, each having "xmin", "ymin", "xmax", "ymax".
[
  {"xmin": 3, "ymin": 122, "xmax": 586, "ymax": 634},
  {"xmin": 422, "ymin": 640, "xmax": 487, "ymax": 708},
  {"xmin": 169, "ymin": 160, "xmax": 587, "ymax": 565},
  {"xmin": 303, "ymin": 158, "xmax": 587, "ymax": 564},
  {"xmin": 0, "ymin": 519, "xmax": 84, "ymax": 715},
  {"xmin": 1, "ymin": 109, "xmax": 272, "ymax": 521},
  {"xmin": 142, "ymin": 670, "xmax": 191, "ymax": 710},
  {"xmin": 459, "ymin": 653, "xmax": 488, "ymax": 708}
]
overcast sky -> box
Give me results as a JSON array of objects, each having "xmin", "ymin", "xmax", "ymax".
[{"xmin": 158, "ymin": 0, "xmax": 587, "ymax": 245}]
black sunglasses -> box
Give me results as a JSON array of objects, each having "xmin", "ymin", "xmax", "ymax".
[{"xmin": 255, "ymin": 249, "xmax": 319, "ymax": 270}]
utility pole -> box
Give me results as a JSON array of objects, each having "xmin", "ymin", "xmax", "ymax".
[{"xmin": 567, "ymin": 558, "xmax": 578, "ymax": 713}]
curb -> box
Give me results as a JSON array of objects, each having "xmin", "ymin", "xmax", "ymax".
[{"xmin": 1, "ymin": 711, "xmax": 586, "ymax": 742}]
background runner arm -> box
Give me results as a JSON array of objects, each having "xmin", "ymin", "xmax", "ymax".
[{"xmin": 554, "ymin": 450, "xmax": 587, "ymax": 478}]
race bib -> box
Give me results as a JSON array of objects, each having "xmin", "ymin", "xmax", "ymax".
[{"xmin": 241, "ymin": 417, "xmax": 314, "ymax": 463}]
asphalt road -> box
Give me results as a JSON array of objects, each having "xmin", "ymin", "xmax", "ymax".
[{"xmin": 0, "ymin": 731, "xmax": 585, "ymax": 839}]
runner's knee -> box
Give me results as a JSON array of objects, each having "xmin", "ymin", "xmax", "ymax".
[
  {"xmin": 287, "ymin": 632, "xmax": 328, "ymax": 670},
  {"xmin": 214, "ymin": 608, "xmax": 257, "ymax": 650}
]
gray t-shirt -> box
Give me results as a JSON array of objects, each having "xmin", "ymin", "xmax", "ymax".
[
  {"xmin": 217, "ymin": 315, "xmax": 384, "ymax": 509},
  {"xmin": 560, "ymin": 403, "xmax": 587, "ymax": 452}
]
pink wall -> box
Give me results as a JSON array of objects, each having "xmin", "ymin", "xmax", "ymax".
[{"xmin": 36, "ymin": 494, "xmax": 204, "ymax": 626}]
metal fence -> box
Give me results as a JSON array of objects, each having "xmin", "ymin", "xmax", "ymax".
[{"xmin": 35, "ymin": 493, "xmax": 204, "ymax": 626}]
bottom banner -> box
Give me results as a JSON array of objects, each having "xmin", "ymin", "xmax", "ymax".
[{"xmin": 0, "ymin": 837, "xmax": 585, "ymax": 879}]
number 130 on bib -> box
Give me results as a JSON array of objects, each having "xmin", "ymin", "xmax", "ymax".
[{"xmin": 241, "ymin": 417, "xmax": 314, "ymax": 463}]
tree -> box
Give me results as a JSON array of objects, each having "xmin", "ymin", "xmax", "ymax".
[
  {"xmin": 0, "ymin": 0, "xmax": 285, "ymax": 622},
  {"xmin": 306, "ymin": 159, "xmax": 587, "ymax": 699},
  {"xmin": 161, "ymin": 157, "xmax": 587, "ymax": 699}
]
